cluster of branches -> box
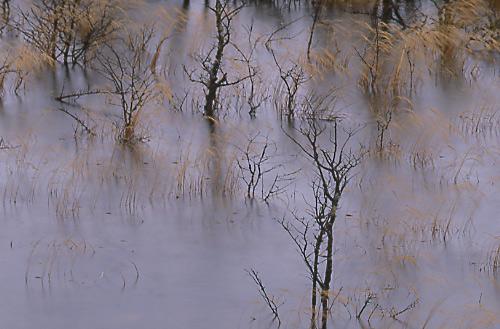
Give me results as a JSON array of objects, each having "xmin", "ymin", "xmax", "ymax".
[
  {"xmin": 237, "ymin": 134, "xmax": 297, "ymax": 203},
  {"xmin": 15, "ymin": 0, "xmax": 118, "ymax": 65},
  {"xmin": 0, "ymin": 136, "xmax": 18, "ymax": 150}
]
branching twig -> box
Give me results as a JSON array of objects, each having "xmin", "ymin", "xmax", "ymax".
[
  {"xmin": 57, "ymin": 107, "xmax": 95, "ymax": 136},
  {"xmin": 246, "ymin": 268, "xmax": 283, "ymax": 325}
]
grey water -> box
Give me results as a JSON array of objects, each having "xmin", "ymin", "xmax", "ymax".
[{"xmin": 0, "ymin": 1, "xmax": 499, "ymax": 328}]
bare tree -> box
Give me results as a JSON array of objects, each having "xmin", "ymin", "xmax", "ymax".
[
  {"xmin": 307, "ymin": 0, "xmax": 325, "ymax": 61},
  {"xmin": 184, "ymin": 0, "xmax": 254, "ymax": 118},
  {"xmin": 281, "ymin": 119, "xmax": 365, "ymax": 329}
]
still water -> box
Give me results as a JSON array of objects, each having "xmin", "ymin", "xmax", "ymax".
[{"xmin": 0, "ymin": 0, "xmax": 499, "ymax": 328}]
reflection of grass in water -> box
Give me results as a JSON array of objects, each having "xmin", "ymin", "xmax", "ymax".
[
  {"xmin": 476, "ymin": 243, "xmax": 500, "ymax": 277},
  {"xmin": 1, "ymin": 100, "xmax": 498, "ymax": 328},
  {"xmin": 458, "ymin": 106, "xmax": 500, "ymax": 138},
  {"xmin": 0, "ymin": 122, "xmax": 248, "ymax": 218},
  {"xmin": 24, "ymin": 237, "xmax": 139, "ymax": 291}
]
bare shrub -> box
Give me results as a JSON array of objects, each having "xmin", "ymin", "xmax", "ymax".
[
  {"xmin": 270, "ymin": 49, "xmax": 309, "ymax": 119},
  {"xmin": 96, "ymin": 25, "xmax": 160, "ymax": 142}
]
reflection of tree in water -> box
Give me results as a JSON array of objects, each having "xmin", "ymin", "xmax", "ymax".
[{"xmin": 206, "ymin": 118, "xmax": 225, "ymax": 196}]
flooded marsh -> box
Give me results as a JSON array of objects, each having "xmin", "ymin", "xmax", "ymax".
[{"xmin": 0, "ymin": 0, "xmax": 499, "ymax": 328}]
